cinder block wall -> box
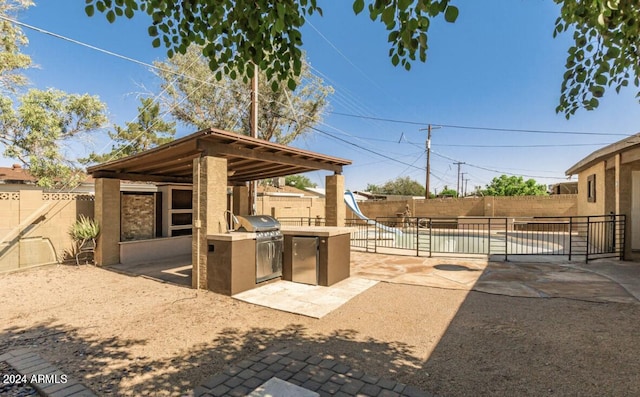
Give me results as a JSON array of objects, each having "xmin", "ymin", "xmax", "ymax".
[
  {"xmin": 257, "ymin": 196, "xmax": 325, "ymax": 219},
  {"xmin": 353, "ymin": 195, "xmax": 578, "ymax": 219},
  {"xmin": 0, "ymin": 190, "xmax": 94, "ymax": 273},
  {"xmin": 491, "ymin": 195, "xmax": 577, "ymax": 217}
]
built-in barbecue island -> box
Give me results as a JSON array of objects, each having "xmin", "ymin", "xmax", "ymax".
[{"xmin": 206, "ymin": 215, "xmax": 354, "ymax": 296}]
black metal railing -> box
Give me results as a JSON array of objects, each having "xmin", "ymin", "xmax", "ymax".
[
  {"xmin": 347, "ymin": 214, "xmax": 625, "ymax": 263},
  {"xmin": 277, "ymin": 217, "xmax": 326, "ymax": 227}
]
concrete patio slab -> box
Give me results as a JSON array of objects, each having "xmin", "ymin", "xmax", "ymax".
[
  {"xmin": 232, "ymin": 277, "xmax": 378, "ymax": 318},
  {"xmin": 351, "ymin": 251, "xmax": 640, "ymax": 304},
  {"xmin": 107, "ymin": 254, "xmax": 192, "ymax": 287}
]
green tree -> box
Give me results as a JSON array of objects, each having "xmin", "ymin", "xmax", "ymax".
[
  {"xmin": 285, "ymin": 174, "xmax": 317, "ymax": 190},
  {"xmin": 86, "ymin": 0, "xmax": 640, "ymax": 117},
  {"xmin": 438, "ymin": 186, "xmax": 458, "ymax": 198},
  {"xmin": 0, "ymin": 0, "xmax": 32, "ymax": 93},
  {"xmin": 483, "ymin": 175, "xmax": 548, "ymax": 196},
  {"xmin": 0, "ymin": 89, "xmax": 107, "ymax": 187},
  {"xmin": 0, "ymin": 0, "xmax": 107, "ymax": 187},
  {"xmin": 83, "ymin": 97, "xmax": 175, "ymax": 163},
  {"xmin": 366, "ymin": 183, "xmax": 382, "ymax": 194},
  {"xmin": 369, "ymin": 176, "xmax": 425, "ymax": 196},
  {"xmin": 152, "ymin": 45, "xmax": 332, "ymax": 144},
  {"xmin": 555, "ymin": 0, "xmax": 640, "ymax": 118}
]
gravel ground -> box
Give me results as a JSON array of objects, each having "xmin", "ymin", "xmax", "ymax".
[{"xmin": 1, "ymin": 264, "xmax": 639, "ymax": 396}]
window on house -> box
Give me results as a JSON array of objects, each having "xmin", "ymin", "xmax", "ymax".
[{"xmin": 587, "ymin": 174, "xmax": 596, "ymax": 203}]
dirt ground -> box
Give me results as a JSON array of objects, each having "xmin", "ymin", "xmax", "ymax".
[{"xmin": 1, "ymin": 263, "xmax": 639, "ymax": 396}]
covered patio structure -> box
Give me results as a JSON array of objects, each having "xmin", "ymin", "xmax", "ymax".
[{"xmin": 87, "ymin": 128, "xmax": 352, "ymax": 289}]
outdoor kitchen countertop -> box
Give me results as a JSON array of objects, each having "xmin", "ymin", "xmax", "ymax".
[
  {"xmin": 208, "ymin": 232, "xmax": 257, "ymax": 241},
  {"xmin": 280, "ymin": 226, "xmax": 356, "ymax": 237},
  {"xmin": 208, "ymin": 226, "xmax": 355, "ymax": 240}
]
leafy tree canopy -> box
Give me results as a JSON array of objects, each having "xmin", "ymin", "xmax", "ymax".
[
  {"xmin": 82, "ymin": 97, "xmax": 175, "ymax": 164},
  {"xmin": 483, "ymin": 175, "xmax": 548, "ymax": 197},
  {"xmin": 438, "ymin": 185, "xmax": 458, "ymax": 198},
  {"xmin": 1, "ymin": 0, "xmax": 108, "ymax": 187},
  {"xmin": 86, "ymin": 0, "xmax": 640, "ymax": 117},
  {"xmin": 367, "ymin": 176, "xmax": 425, "ymax": 196},
  {"xmin": 152, "ymin": 45, "xmax": 331, "ymax": 144},
  {"xmin": 0, "ymin": 0, "xmax": 32, "ymax": 93},
  {"xmin": 285, "ymin": 174, "xmax": 317, "ymax": 190},
  {"xmin": 555, "ymin": 0, "xmax": 639, "ymax": 117}
]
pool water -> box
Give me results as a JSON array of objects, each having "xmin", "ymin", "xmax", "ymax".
[{"xmin": 393, "ymin": 232, "xmax": 564, "ymax": 255}]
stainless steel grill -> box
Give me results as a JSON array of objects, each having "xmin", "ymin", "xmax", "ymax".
[
  {"xmin": 236, "ymin": 215, "xmax": 283, "ymax": 282},
  {"xmin": 236, "ymin": 215, "xmax": 280, "ymax": 232}
]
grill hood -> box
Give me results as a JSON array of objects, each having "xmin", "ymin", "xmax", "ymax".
[{"xmin": 236, "ymin": 215, "xmax": 281, "ymax": 232}]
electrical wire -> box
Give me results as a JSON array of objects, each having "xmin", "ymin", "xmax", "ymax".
[{"xmin": 329, "ymin": 111, "xmax": 634, "ymax": 137}]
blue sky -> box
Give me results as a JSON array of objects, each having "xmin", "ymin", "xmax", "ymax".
[{"xmin": 4, "ymin": 1, "xmax": 639, "ymax": 193}]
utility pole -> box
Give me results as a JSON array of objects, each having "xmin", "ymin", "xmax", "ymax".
[
  {"xmin": 419, "ymin": 124, "xmax": 441, "ymax": 199},
  {"xmin": 460, "ymin": 172, "xmax": 466, "ymax": 197},
  {"xmin": 464, "ymin": 178, "xmax": 470, "ymax": 197},
  {"xmin": 454, "ymin": 162, "xmax": 464, "ymax": 197},
  {"xmin": 249, "ymin": 72, "xmax": 258, "ymax": 214}
]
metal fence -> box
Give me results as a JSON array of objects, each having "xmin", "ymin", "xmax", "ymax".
[
  {"xmin": 278, "ymin": 217, "xmax": 326, "ymax": 227},
  {"xmin": 346, "ymin": 215, "xmax": 625, "ymax": 262}
]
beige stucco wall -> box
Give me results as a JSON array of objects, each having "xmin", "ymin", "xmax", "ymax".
[
  {"xmin": 0, "ymin": 190, "xmax": 94, "ymax": 273},
  {"xmin": 577, "ymin": 162, "xmax": 606, "ymax": 216}
]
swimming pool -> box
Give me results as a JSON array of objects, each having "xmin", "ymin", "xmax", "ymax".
[{"xmin": 391, "ymin": 231, "xmax": 566, "ymax": 255}]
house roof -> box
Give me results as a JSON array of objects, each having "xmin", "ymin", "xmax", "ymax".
[
  {"xmin": 258, "ymin": 185, "xmax": 321, "ymax": 197},
  {"xmin": 0, "ymin": 164, "xmax": 36, "ymax": 183},
  {"xmin": 566, "ymin": 132, "xmax": 640, "ymax": 176},
  {"xmin": 87, "ymin": 128, "xmax": 351, "ymax": 184}
]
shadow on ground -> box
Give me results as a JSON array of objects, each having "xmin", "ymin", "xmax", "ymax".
[
  {"xmin": 420, "ymin": 290, "xmax": 640, "ymax": 396},
  {"xmin": 0, "ymin": 322, "xmax": 424, "ymax": 396}
]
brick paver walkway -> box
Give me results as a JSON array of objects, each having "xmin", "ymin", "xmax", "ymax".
[
  {"xmin": 194, "ymin": 346, "xmax": 431, "ymax": 397},
  {"xmin": 0, "ymin": 349, "xmax": 96, "ymax": 397}
]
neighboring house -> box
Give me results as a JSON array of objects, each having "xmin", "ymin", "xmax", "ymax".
[
  {"xmin": 258, "ymin": 184, "xmax": 322, "ymax": 198},
  {"xmin": 352, "ymin": 191, "xmax": 387, "ymax": 200},
  {"xmin": 0, "ymin": 164, "xmax": 36, "ymax": 185},
  {"xmin": 549, "ymin": 182, "xmax": 578, "ymax": 195},
  {"xmin": 565, "ymin": 132, "xmax": 640, "ymax": 258}
]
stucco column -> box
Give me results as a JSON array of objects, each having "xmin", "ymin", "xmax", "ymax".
[
  {"xmin": 232, "ymin": 185, "xmax": 250, "ymax": 216},
  {"xmin": 192, "ymin": 156, "xmax": 228, "ymax": 289},
  {"xmin": 325, "ymin": 173, "xmax": 345, "ymax": 227},
  {"xmin": 95, "ymin": 178, "xmax": 120, "ymax": 266}
]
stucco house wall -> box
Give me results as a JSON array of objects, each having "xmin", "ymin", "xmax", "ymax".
[{"xmin": 576, "ymin": 162, "xmax": 606, "ymax": 217}]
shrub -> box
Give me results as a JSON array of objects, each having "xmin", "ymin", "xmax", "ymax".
[{"xmin": 69, "ymin": 215, "xmax": 100, "ymax": 241}]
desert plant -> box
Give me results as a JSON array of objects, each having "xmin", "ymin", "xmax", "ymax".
[{"xmin": 69, "ymin": 215, "xmax": 100, "ymax": 242}]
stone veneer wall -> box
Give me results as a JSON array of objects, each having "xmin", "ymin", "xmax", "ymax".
[{"xmin": 121, "ymin": 193, "xmax": 155, "ymax": 241}]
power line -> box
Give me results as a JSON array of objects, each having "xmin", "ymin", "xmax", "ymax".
[
  {"xmin": 431, "ymin": 150, "xmax": 568, "ymax": 180},
  {"xmin": 310, "ymin": 127, "xmax": 426, "ymax": 171},
  {"xmin": 329, "ymin": 111, "xmax": 633, "ymax": 137},
  {"xmin": 5, "ymin": 14, "xmax": 583, "ymax": 186}
]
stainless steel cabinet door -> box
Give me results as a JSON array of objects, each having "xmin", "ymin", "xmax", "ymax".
[{"xmin": 292, "ymin": 237, "xmax": 318, "ymax": 285}]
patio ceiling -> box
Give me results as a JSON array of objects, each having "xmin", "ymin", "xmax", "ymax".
[{"xmin": 86, "ymin": 128, "xmax": 351, "ymax": 184}]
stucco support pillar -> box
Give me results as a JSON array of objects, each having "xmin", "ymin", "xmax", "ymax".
[
  {"xmin": 192, "ymin": 156, "xmax": 228, "ymax": 289},
  {"xmin": 95, "ymin": 178, "xmax": 120, "ymax": 266},
  {"xmin": 325, "ymin": 173, "xmax": 345, "ymax": 227},
  {"xmin": 232, "ymin": 185, "xmax": 250, "ymax": 216}
]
